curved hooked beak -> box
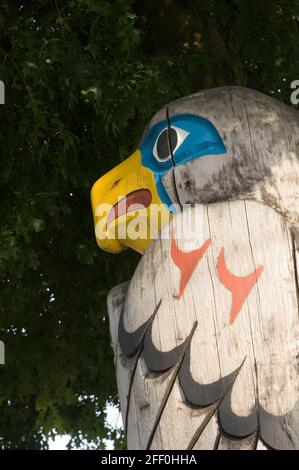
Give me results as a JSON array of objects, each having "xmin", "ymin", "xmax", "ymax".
[{"xmin": 90, "ymin": 150, "xmax": 172, "ymax": 254}]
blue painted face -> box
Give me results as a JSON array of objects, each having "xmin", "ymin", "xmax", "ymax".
[{"xmin": 139, "ymin": 114, "xmax": 226, "ymax": 210}]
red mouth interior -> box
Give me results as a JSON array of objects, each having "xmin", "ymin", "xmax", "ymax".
[{"xmin": 106, "ymin": 189, "xmax": 152, "ymax": 229}]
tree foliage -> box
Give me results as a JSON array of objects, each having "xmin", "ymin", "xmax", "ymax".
[{"xmin": 0, "ymin": 0, "xmax": 298, "ymax": 449}]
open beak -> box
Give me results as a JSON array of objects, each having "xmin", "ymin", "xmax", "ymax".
[{"xmin": 90, "ymin": 150, "xmax": 172, "ymax": 254}]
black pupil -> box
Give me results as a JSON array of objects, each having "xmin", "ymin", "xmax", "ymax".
[{"xmin": 156, "ymin": 128, "xmax": 178, "ymax": 161}]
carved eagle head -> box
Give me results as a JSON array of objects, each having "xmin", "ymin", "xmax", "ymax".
[{"xmin": 91, "ymin": 87, "xmax": 299, "ymax": 253}]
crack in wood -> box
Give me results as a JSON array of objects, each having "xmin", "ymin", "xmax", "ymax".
[
  {"xmin": 166, "ymin": 106, "xmax": 182, "ymax": 210},
  {"xmin": 122, "ymin": 300, "xmax": 162, "ymax": 443},
  {"xmin": 187, "ymin": 403, "xmax": 220, "ymax": 450},
  {"xmin": 145, "ymin": 322, "xmax": 198, "ymax": 450},
  {"xmin": 291, "ymin": 230, "xmax": 299, "ymax": 309}
]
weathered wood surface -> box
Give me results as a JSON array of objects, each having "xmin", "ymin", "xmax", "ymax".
[
  {"xmin": 256, "ymin": 439, "xmax": 269, "ymax": 450},
  {"xmin": 217, "ymin": 433, "xmax": 257, "ymax": 450},
  {"xmin": 107, "ymin": 201, "xmax": 299, "ymax": 450},
  {"xmin": 161, "ymin": 87, "xmax": 299, "ymax": 233}
]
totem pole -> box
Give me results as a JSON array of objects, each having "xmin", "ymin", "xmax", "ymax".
[{"xmin": 91, "ymin": 87, "xmax": 299, "ymax": 450}]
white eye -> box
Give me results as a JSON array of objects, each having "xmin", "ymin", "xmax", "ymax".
[
  {"xmin": 171, "ymin": 126, "xmax": 189, "ymax": 154},
  {"xmin": 153, "ymin": 126, "xmax": 189, "ymax": 163}
]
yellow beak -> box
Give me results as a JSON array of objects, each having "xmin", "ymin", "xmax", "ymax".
[{"xmin": 90, "ymin": 150, "xmax": 172, "ymax": 254}]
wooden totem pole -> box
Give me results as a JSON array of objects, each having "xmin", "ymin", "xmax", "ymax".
[{"xmin": 91, "ymin": 87, "xmax": 299, "ymax": 450}]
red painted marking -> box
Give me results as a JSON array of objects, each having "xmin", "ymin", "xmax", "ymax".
[
  {"xmin": 171, "ymin": 230, "xmax": 211, "ymax": 299},
  {"xmin": 217, "ymin": 247, "xmax": 264, "ymax": 324}
]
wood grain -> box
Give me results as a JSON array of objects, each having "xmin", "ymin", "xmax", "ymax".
[
  {"xmin": 256, "ymin": 439, "xmax": 269, "ymax": 450},
  {"xmin": 166, "ymin": 87, "xmax": 299, "ymax": 232},
  {"xmin": 217, "ymin": 433, "xmax": 256, "ymax": 450},
  {"xmin": 108, "ymin": 201, "xmax": 299, "ymax": 449}
]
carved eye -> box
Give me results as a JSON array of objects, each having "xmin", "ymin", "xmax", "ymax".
[{"xmin": 153, "ymin": 126, "xmax": 189, "ymax": 163}]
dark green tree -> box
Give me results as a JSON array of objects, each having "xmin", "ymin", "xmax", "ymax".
[{"xmin": 0, "ymin": 0, "xmax": 298, "ymax": 448}]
